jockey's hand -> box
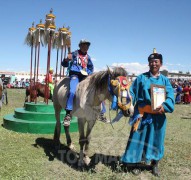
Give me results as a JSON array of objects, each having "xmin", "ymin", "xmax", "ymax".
[
  {"xmin": 64, "ymin": 53, "xmax": 72, "ymax": 62},
  {"xmin": 67, "ymin": 53, "xmax": 72, "ymax": 61},
  {"xmin": 155, "ymin": 105, "xmax": 165, "ymax": 114}
]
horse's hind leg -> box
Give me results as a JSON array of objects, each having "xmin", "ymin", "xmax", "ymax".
[{"xmin": 53, "ymin": 106, "xmax": 62, "ymax": 147}]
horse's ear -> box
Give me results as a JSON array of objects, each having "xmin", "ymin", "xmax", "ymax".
[{"xmin": 107, "ymin": 65, "xmax": 112, "ymax": 76}]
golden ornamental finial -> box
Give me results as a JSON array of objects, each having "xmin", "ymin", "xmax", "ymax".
[{"xmin": 153, "ymin": 48, "xmax": 157, "ymax": 54}]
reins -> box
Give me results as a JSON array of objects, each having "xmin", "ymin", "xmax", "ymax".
[{"xmin": 107, "ymin": 75, "xmax": 131, "ymax": 129}]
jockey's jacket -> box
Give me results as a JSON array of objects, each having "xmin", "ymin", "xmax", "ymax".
[{"xmin": 61, "ymin": 50, "xmax": 94, "ymax": 75}]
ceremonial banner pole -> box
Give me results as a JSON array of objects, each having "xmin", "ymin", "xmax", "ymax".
[
  {"xmin": 24, "ymin": 22, "xmax": 36, "ymax": 102},
  {"xmin": 33, "ymin": 37, "xmax": 38, "ymax": 102},
  {"xmin": 33, "ymin": 20, "xmax": 45, "ymax": 103},
  {"xmin": 54, "ymin": 32, "xmax": 59, "ymax": 82},
  {"xmin": 59, "ymin": 33, "xmax": 64, "ymax": 79},
  {"xmin": 55, "ymin": 47, "xmax": 59, "ymax": 82},
  {"xmin": 44, "ymin": 9, "xmax": 56, "ymax": 104},
  {"xmin": 36, "ymin": 20, "xmax": 45, "ymax": 85},
  {"xmin": 65, "ymin": 30, "xmax": 72, "ymax": 75},
  {"xmin": 58, "ymin": 27, "xmax": 71, "ymax": 78}
]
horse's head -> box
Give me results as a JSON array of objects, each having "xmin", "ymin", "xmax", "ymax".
[{"xmin": 108, "ymin": 67, "xmax": 134, "ymax": 117}]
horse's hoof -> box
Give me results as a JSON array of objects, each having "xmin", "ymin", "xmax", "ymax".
[
  {"xmin": 78, "ymin": 159, "xmax": 85, "ymax": 168},
  {"xmin": 83, "ymin": 156, "xmax": 91, "ymax": 166},
  {"xmin": 68, "ymin": 143, "xmax": 76, "ymax": 151}
]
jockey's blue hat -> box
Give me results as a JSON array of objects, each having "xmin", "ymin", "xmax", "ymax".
[
  {"xmin": 148, "ymin": 48, "xmax": 163, "ymax": 63},
  {"xmin": 79, "ymin": 39, "xmax": 91, "ymax": 46}
]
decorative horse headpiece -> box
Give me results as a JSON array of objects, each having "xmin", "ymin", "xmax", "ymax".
[
  {"xmin": 110, "ymin": 76, "xmax": 132, "ymax": 111},
  {"xmin": 106, "ymin": 66, "xmax": 133, "ymax": 117}
]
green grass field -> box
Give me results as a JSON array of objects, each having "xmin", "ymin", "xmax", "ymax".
[{"xmin": 0, "ymin": 89, "xmax": 191, "ymax": 179}]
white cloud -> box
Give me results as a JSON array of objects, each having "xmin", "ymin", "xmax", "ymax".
[
  {"xmin": 94, "ymin": 62, "xmax": 169, "ymax": 75},
  {"xmin": 110, "ymin": 62, "xmax": 148, "ymax": 75}
]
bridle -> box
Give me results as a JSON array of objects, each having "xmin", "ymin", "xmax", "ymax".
[{"xmin": 109, "ymin": 76, "xmax": 132, "ymax": 111}]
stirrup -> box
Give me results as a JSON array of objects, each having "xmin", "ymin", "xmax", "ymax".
[{"xmin": 63, "ymin": 114, "xmax": 72, "ymax": 126}]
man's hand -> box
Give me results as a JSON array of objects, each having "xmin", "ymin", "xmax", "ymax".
[
  {"xmin": 155, "ymin": 105, "xmax": 165, "ymax": 114},
  {"xmin": 64, "ymin": 53, "xmax": 72, "ymax": 62},
  {"xmin": 67, "ymin": 53, "xmax": 72, "ymax": 60}
]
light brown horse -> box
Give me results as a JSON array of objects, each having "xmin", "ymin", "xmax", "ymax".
[{"xmin": 53, "ymin": 67, "xmax": 134, "ymax": 166}]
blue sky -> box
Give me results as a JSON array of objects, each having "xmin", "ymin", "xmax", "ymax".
[{"xmin": 1, "ymin": 0, "xmax": 191, "ymax": 75}]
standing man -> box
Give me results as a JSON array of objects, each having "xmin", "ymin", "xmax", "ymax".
[
  {"xmin": 121, "ymin": 49, "xmax": 175, "ymax": 176},
  {"xmin": 0, "ymin": 74, "xmax": 8, "ymax": 105},
  {"xmin": 1, "ymin": 74, "xmax": 6, "ymax": 88},
  {"xmin": 45, "ymin": 68, "xmax": 54, "ymax": 99}
]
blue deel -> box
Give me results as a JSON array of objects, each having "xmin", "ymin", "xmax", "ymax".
[{"xmin": 121, "ymin": 72, "xmax": 175, "ymax": 164}]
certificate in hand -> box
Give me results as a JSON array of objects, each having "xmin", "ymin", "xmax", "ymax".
[{"xmin": 151, "ymin": 84, "xmax": 166, "ymax": 111}]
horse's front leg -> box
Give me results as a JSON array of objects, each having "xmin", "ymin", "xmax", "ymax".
[
  {"xmin": 78, "ymin": 118, "xmax": 86, "ymax": 167},
  {"xmin": 83, "ymin": 119, "xmax": 96, "ymax": 165}
]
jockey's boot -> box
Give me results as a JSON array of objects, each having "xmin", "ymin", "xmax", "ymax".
[
  {"xmin": 63, "ymin": 110, "xmax": 72, "ymax": 126},
  {"xmin": 151, "ymin": 160, "xmax": 160, "ymax": 177},
  {"xmin": 98, "ymin": 113, "xmax": 110, "ymax": 123}
]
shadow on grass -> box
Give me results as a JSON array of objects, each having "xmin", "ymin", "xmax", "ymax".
[
  {"xmin": 32, "ymin": 137, "xmax": 152, "ymax": 174},
  {"xmin": 90, "ymin": 154, "xmax": 152, "ymax": 173},
  {"xmin": 181, "ymin": 116, "xmax": 191, "ymax": 119},
  {"xmin": 32, "ymin": 137, "xmax": 80, "ymax": 170}
]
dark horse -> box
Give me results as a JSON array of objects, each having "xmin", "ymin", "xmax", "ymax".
[{"xmin": 25, "ymin": 82, "xmax": 52, "ymax": 102}]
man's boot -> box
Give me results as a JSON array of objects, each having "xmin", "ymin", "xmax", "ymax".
[
  {"xmin": 151, "ymin": 160, "xmax": 160, "ymax": 177},
  {"xmin": 131, "ymin": 163, "xmax": 141, "ymax": 175}
]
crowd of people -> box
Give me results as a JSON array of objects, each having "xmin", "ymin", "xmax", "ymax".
[
  {"xmin": 7, "ymin": 78, "xmax": 30, "ymax": 89},
  {"xmin": 171, "ymin": 79, "xmax": 191, "ymax": 104},
  {"xmin": 6, "ymin": 78, "xmax": 53, "ymax": 89}
]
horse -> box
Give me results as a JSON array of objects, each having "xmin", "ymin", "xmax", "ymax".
[
  {"xmin": 25, "ymin": 82, "xmax": 52, "ymax": 102},
  {"xmin": 53, "ymin": 67, "xmax": 134, "ymax": 166}
]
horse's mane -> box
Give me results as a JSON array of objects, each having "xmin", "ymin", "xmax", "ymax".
[{"xmin": 89, "ymin": 67, "xmax": 128, "ymax": 91}]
